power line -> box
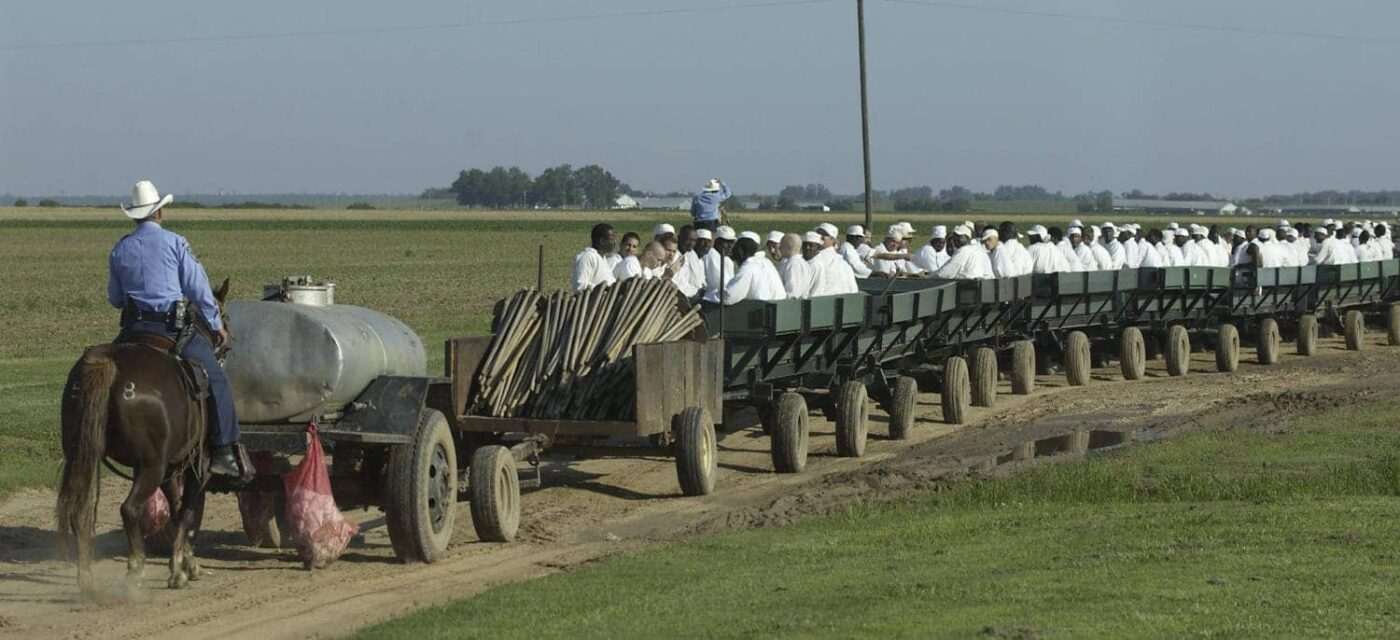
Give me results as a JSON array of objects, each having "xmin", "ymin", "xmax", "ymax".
[
  {"xmin": 0, "ymin": 0, "xmax": 836, "ymax": 53},
  {"xmin": 881, "ymin": 0, "xmax": 1400, "ymax": 46}
]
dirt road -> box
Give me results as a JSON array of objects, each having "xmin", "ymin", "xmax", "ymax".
[{"xmin": 2, "ymin": 331, "xmax": 1395, "ymax": 639}]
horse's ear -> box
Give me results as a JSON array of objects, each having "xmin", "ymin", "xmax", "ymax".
[{"xmin": 215, "ymin": 278, "xmax": 230, "ymax": 302}]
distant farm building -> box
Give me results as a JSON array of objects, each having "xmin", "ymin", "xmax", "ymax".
[
  {"xmin": 633, "ymin": 197, "xmax": 690, "ymax": 211},
  {"xmin": 1113, "ymin": 197, "xmax": 1238, "ymax": 215},
  {"xmin": 613, "ymin": 194, "xmax": 639, "ymax": 210}
]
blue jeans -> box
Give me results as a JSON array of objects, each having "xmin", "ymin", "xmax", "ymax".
[{"xmin": 119, "ymin": 320, "xmax": 240, "ymax": 448}]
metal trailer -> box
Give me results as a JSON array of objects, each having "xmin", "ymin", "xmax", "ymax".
[
  {"xmin": 218, "ymin": 278, "xmax": 461, "ymax": 564},
  {"xmin": 441, "ymin": 334, "xmax": 724, "ymax": 542},
  {"xmin": 1308, "ymin": 259, "xmax": 1400, "ymax": 349}
]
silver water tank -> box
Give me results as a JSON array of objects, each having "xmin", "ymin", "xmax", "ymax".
[{"xmin": 225, "ymin": 279, "xmax": 427, "ymax": 424}]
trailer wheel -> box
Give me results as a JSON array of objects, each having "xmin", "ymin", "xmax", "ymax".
[
  {"xmin": 971, "ymin": 347, "xmax": 998, "ymax": 407},
  {"xmin": 1065, "ymin": 331, "xmax": 1091, "ymax": 386},
  {"xmin": 942, "ymin": 356, "xmax": 970, "ymax": 425},
  {"xmin": 675, "ymin": 406, "xmax": 717, "ymax": 496},
  {"xmin": 1345, "ymin": 310, "xmax": 1366, "ymax": 351},
  {"xmin": 1298, "ymin": 314, "xmax": 1318, "ymax": 356},
  {"xmin": 835, "ymin": 381, "xmax": 869, "ymax": 458},
  {"xmin": 1389, "ymin": 304, "xmax": 1400, "ymax": 346},
  {"xmin": 888, "ymin": 377, "xmax": 918, "ymax": 440},
  {"xmin": 1165, "ymin": 325, "xmax": 1190, "ymax": 376},
  {"xmin": 770, "ymin": 393, "xmax": 809, "ymax": 473},
  {"xmin": 1215, "ymin": 323, "xmax": 1240, "ymax": 372},
  {"xmin": 1257, "ymin": 318, "xmax": 1281, "ymax": 364},
  {"xmin": 1120, "ymin": 327, "xmax": 1146, "ymax": 381},
  {"xmin": 385, "ymin": 409, "xmax": 457, "ymax": 563},
  {"xmin": 1011, "ymin": 341, "xmax": 1035, "ymax": 395},
  {"xmin": 469, "ymin": 445, "xmax": 520, "ymax": 543}
]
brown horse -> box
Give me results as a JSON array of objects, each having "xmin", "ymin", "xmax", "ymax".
[{"xmin": 56, "ymin": 280, "xmax": 231, "ymax": 593}]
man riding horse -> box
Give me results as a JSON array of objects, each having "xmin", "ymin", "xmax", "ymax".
[{"xmin": 108, "ymin": 179, "xmax": 241, "ymax": 476}]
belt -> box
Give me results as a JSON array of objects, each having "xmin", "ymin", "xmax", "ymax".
[{"xmin": 129, "ymin": 308, "xmax": 175, "ymax": 323}]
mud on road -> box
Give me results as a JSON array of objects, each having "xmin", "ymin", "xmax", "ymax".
[{"xmin": 2, "ymin": 332, "xmax": 1396, "ymax": 639}]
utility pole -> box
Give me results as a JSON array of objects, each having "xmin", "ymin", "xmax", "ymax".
[{"xmin": 856, "ymin": 0, "xmax": 873, "ymax": 232}]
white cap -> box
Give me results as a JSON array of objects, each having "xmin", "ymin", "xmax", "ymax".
[
  {"xmin": 847, "ymin": 225, "xmax": 865, "ymax": 237},
  {"xmin": 1071, "ymin": 219, "xmax": 1083, "ymax": 227},
  {"xmin": 1325, "ymin": 218, "xmax": 1338, "ymax": 228},
  {"xmin": 1068, "ymin": 226, "xmax": 1083, "ymax": 236},
  {"xmin": 739, "ymin": 231, "xmax": 761, "ymax": 243},
  {"xmin": 981, "ymin": 228, "xmax": 999, "ymax": 241},
  {"xmin": 652, "ymin": 223, "xmax": 676, "ymax": 237},
  {"xmin": 898, "ymin": 222, "xmax": 916, "ymax": 236},
  {"xmin": 1233, "ymin": 229, "xmax": 1246, "ymax": 239},
  {"xmin": 1190, "ymin": 225, "xmax": 1205, "ymax": 236},
  {"xmin": 703, "ymin": 178, "xmax": 721, "ymax": 192},
  {"xmin": 1031, "ymin": 224, "xmax": 1048, "ymax": 236},
  {"xmin": 1278, "ymin": 219, "xmax": 1290, "ymax": 228},
  {"xmin": 1174, "ymin": 228, "xmax": 1190, "ymax": 238},
  {"xmin": 1286, "ymin": 227, "xmax": 1299, "ymax": 238},
  {"xmin": 1167, "ymin": 222, "xmax": 1179, "ymax": 230},
  {"xmin": 885, "ymin": 225, "xmax": 904, "ymax": 240},
  {"xmin": 1352, "ymin": 227, "xmax": 1363, "ymax": 237},
  {"xmin": 802, "ymin": 231, "xmax": 822, "ymax": 244},
  {"xmin": 952, "ymin": 225, "xmax": 972, "ymax": 238},
  {"xmin": 694, "ymin": 229, "xmax": 714, "ymax": 240},
  {"xmin": 817, "ymin": 223, "xmax": 839, "ymax": 238},
  {"xmin": 1257, "ymin": 228, "xmax": 1274, "ymax": 240},
  {"xmin": 716, "ymin": 226, "xmax": 737, "ymax": 241},
  {"xmin": 1101, "ymin": 222, "xmax": 1116, "ymax": 231},
  {"xmin": 931, "ymin": 225, "xmax": 947, "ymax": 239},
  {"xmin": 767, "ymin": 230, "xmax": 785, "ymax": 244}
]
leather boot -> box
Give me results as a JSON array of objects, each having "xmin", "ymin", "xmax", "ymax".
[{"xmin": 210, "ymin": 445, "xmax": 240, "ymax": 477}]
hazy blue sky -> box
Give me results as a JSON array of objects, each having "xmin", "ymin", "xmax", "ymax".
[{"xmin": 2, "ymin": 1, "xmax": 1396, "ymax": 197}]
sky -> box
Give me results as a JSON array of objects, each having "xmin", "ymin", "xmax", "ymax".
[{"xmin": 2, "ymin": 0, "xmax": 1397, "ymax": 197}]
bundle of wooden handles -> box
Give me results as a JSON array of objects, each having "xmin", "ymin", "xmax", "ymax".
[{"xmin": 471, "ymin": 278, "xmax": 704, "ymax": 420}]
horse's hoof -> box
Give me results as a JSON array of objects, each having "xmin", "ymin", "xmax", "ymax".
[
  {"xmin": 187, "ymin": 566, "xmax": 202, "ymax": 582},
  {"xmin": 168, "ymin": 572, "xmax": 188, "ymax": 590}
]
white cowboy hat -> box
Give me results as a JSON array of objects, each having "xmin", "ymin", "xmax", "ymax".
[
  {"xmin": 121, "ymin": 180, "xmax": 173, "ymax": 220},
  {"xmin": 703, "ymin": 178, "xmax": 722, "ymax": 192}
]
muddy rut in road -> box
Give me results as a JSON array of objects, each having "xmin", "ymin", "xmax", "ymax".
[{"xmin": 1, "ymin": 333, "xmax": 1395, "ymax": 639}]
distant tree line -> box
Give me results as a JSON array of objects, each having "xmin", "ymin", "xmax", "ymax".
[{"xmin": 435, "ymin": 164, "xmax": 630, "ymax": 209}]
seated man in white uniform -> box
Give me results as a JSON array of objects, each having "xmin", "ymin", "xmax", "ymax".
[
  {"xmin": 871, "ymin": 226, "xmax": 920, "ymax": 277},
  {"xmin": 839, "ymin": 225, "xmax": 874, "ymax": 278},
  {"xmin": 933, "ymin": 225, "xmax": 994, "ymax": 279},
  {"xmin": 807, "ymin": 230, "xmax": 860, "ymax": 296},
  {"xmin": 702, "ymin": 226, "xmax": 739, "ymax": 303},
  {"xmin": 1026, "ymin": 225, "xmax": 1070, "ymax": 274},
  {"xmin": 723, "ymin": 237, "xmax": 788, "ymax": 304},
  {"xmin": 571, "ymin": 223, "xmax": 619, "ymax": 292},
  {"xmin": 779, "ymin": 232, "xmax": 815, "ymax": 299},
  {"xmin": 912, "ymin": 225, "xmax": 951, "ymax": 273}
]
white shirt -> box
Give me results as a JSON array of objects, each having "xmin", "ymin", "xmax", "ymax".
[
  {"xmin": 1256, "ymin": 240, "xmax": 1288, "ymax": 268},
  {"xmin": 779, "ymin": 256, "xmax": 815, "ymax": 299},
  {"xmin": 671, "ymin": 250, "xmax": 705, "ymax": 297},
  {"xmin": 723, "ymin": 256, "xmax": 788, "ymax": 304},
  {"xmin": 1058, "ymin": 242, "xmax": 1085, "ymax": 272},
  {"xmin": 1138, "ymin": 242, "xmax": 1166, "ymax": 268},
  {"xmin": 1089, "ymin": 242, "xmax": 1113, "ymax": 270},
  {"xmin": 614, "ymin": 255, "xmax": 643, "ymax": 281},
  {"xmin": 1001, "ymin": 239, "xmax": 1034, "ymax": 276},
  {"xmin": 1071, "ymin": 243, "xmax": 1097, "ymax": 271},
  {"xmin": 1165, "ymin": 242, "xmax": 1186, "ymax": 266},
  {"xmin": 840, "ymin": 242, "xmax": 873, "ymax": 278},
  {"xmin": 934, "ymin": 244, "xmax": 995, "ymax": 279},
  {"xmin": 1028, "ymin": 241, "xmax": 1071, "ymax": 273},
  {"xmin": 702, "ymin": 250, "xmax": 737, "ymax": 303},
  {"xmin": 571, "ymin": 247, "xmax": 616, "ymax": 292},
  {"xmin": 807, "ymin": 247, "xmax": 860, "ymax": 296},
  {"xmin": 1105, "ymin": 240, "xmax": 1127, "ymax": 270},
  {"xmin": 912, "ymin": 244, "xmax": 950, "ymax": 273}
]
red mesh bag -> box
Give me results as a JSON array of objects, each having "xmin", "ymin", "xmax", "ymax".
[
  {"xmin": 282, "ymin": 422, "xmax": 358, "ymax": 568},
  {"xmin": 140, "ymin": 488, "xmax": 171, "ymax": 538}
]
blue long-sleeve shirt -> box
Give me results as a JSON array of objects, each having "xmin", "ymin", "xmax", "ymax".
[
  {"xmin": 107, "ymin": 221, "xmax": 224, "ymax": 331},
  {"xmin": 690, "ymin": 182, "xmax": 732, "ymax": 222}
]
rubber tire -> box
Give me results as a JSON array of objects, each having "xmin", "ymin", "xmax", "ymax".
[
  {"xmin": 1065, "ymin": 331, "xmax": 1091, "ymax": 386},
  {"xmin": 1297, "ymin": 314, "xmax": 1318, "ymax": 356},
  {"xmin": 675, "ymin": 406, "xmax": 717, "ymax": 496},
  {"xmin": 1119, "ymin": 327, "xmax": 1146, "ymax": 381},
  {"xmin": 942, "ymin": 356, "xmax": 971, "ymax": 425},
  {"xmin": 1389, "ymin": 304, "xmax": 1400, "ymax": 346},
  {"xmin": 469, "ymin": 445, "xmax": 520, "ymax": 543},
  {"xmin": 770, "ymin": 393, "xmax": 809, "ymax": 473},
  {"xmin": 1010, "ymin": 341, "xmax": 1035, "ymax": 395},
  {"xmin": 385, "ymin": 409, "xmax": 457, "ymax": 563},
  {"xmin": 888, "ymin": 377, "xmax": 917, "ymax": 441},
  {"xmin": 1257, "ymin": 318, "xmax": 1281, "ymax": 365},
  {"xmin": 835, "ymin": 381, "xmax": 869, "ymax": 458},
  {"xmin": 971, "ymin": 347, "xmax": 998, "ymax": 407},
  {"xmin": 1344, "ymin": 310, "xmax": 1365, "ymax": 351},
  {"xmin": 1166, "ymin": 325, "xmax": 1191, "ymax": 377},
  {"xmin": 1215, "ymin": 324, "xmax": 1240, "ymax": 372}
]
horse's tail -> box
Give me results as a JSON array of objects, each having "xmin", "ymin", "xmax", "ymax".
[{"xmin": 55, "ymin": 349, "xmax": 116, "ymax": 560}]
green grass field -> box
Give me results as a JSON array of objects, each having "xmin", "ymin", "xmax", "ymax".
[
  {"xmin": 0, "ymin": 207, "xmax": 1331, "ymax": 495},
  {"xmin": 358, "ymin": 400, "xmax": 1400, "ymax": 640}
]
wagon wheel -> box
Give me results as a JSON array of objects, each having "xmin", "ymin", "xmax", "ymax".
[
  {"xmin": 675, "ymin": 406, "xmax": 717, "ymax": 496},
  {"xmin": 385, "ymin": 409, "xmax": 457, "ymax": 563},
  {"xmin": 1215, "ymin": 323, "xmax": 1240, "ymax": 373},
  {"xmin": 1120, "ymin": 327, "xmax": 1146, "ymax": 381},
  {"xmin": 1010, "ymin": 341, "xmax": 1035, "ymax": 395},
  {"xmin": 1165, "ymin": 325, "xmax": 1190, "ymax": 377},
  {"xmin": 1344, "ymin": 309, "xmax": 1365, "ymax": 351},
  {"xmin": 1257, "ymin": 318, "xmax": 1281, "ymax": 365},
  {"xmin": 469, "ymin": 445, "xmax": 520, "ymax": 542},
  {"xmin": 1297, "ymin": 314, "xmax": 1319, "ymax": 356},
  {"xmin": 887, "ymin": 377, "xmax": 917, "ymax": 441},
  {"xmin": 770, "ymin": 392, "xmax": 809, "ymax": 473},
  {"xmin": 236, "ymin": 486, "xmax": 289, "ymax": 549},
  {"xmin": 835, "ymin": 381, "xmax": 869, "ymax": 458},
  {"xmin": 1388, "ymin": 303, "xmax": 1400, "ymax": 346},
  {"xmin": 941, "ymin": 356, "xmax": 970, "ymax": 425},
  {"xmin": 971, "ymin": 347, "xmax": 998, "ymax": 407},
  {"xmin": 1064, "ymin": 331, "xmax": 1091, "ymax": 386}
]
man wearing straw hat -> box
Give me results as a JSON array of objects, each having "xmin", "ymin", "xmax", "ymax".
[
  {"xmin": 108, "ymin": 180, "xmax": 242, "ymax": 477},
  {"xmin": 689, "ymin": 178, "xmax": 731, "ymax": 233}
]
